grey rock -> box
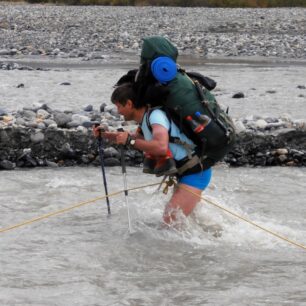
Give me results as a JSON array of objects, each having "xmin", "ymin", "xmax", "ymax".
[
  {"xmin": 20, "ymin": 110, "xmax": 36, "ymax": 120},
  {"xmin": 40, "ymin": 103, "xmax": 53, "ymax": 113},
  {"xmin": 15, "ymin": 117, "xmax": 26, "ymax": 125},
  {"xmin": 66, "ymin": 121, "xmax": 80, "ymax": 128},
  {"xmin": 81, "ymin": 154, "xmax": 90, "ymax": 164},
  {"xmin": 53, "ymin": 112, "xmax": 72, "ymax": 128},
  {"xmin": 104, "ymin": 157, "xmax": 120, "ymax": 167},
  {"xmin": 44, "ymin": 119, "xmax": 57, "ymax": 126},
  {"xmin": 276, "ymin": 148, "xmax": 288, "ymax": 155},
  {"xmin": 82, "ymin": 121, "xmax": 100, "ymax": 128},
  {"xmin": 83, "ymin": 104, "xmax": 93, "ymax": 112},
  {"xmin": 104, "ymin": 105, "xmax": 116, "ymax": 113},
  {"xmin": 278, "ymin": 154, "xmax": 287, "ymax": 162},
  {"xmin": 37, "ymin": 122, "xmax": 46, "ymax": 129},
  {"xmin": 76, "ymin": 126, "xmax": 87, "ymax": 134},
  {"xmin": 25, "ymin": 121, "xmax": 38, "ymax": 128},
  {"xmin": 60, "ymin": 143, "xmax": 76, "ymax": 158},
  {"xmin": 100, "ymin": 103, "xmax": 107, "ymax": 112},
  {"xmin": 71, "ymin": 114, "xmax": 90, "ymax": 126},
  {"xmin": 0, "ymin": 108, "xmax": 8, "ymax": 116},
  {"xmin": 46, "ymin": 160, "xmax": 58, "ymax": 167},
  {"xmin": 232, "ymin": 92, "xmax": 245, "ymax": 99},
  {"xmin": 255, "ymin": 119, "xmax": 268, "ymax": 129},
  {"xmin": 37, "ymin": 109, "xmax": 50, "ymax": 119},
  {"xmin": 0, "ymin": 49, "xmax": 12, "ymax": 56},
  {"xmin": 30, "ymin": 131, "xmax": 44, "ymax": 143},
  {"xmin": 47, "ymin": 123, "xmax": 58, "ymax": 129},
  {"xmin": 103, "ymin": 147, "xmax": 120, "ymax": 159},
  {"xmin": 234, "ymin": 120, "xmax": 246, "ymax": 134},
  {"xmin": 0, "ymin": 160, "xmax": 16, "ymax": 170},
  {"xmin": 0, "ymin": 129, "xmax": 9, "ymax": 142}
]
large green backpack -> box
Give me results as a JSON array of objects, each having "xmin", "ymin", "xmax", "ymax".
[{"xmin": 122, "ymin": 36, "xmax": 236, "ymax": 168}]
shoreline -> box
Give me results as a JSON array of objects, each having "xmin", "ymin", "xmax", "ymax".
[
  {"xmin": 1, "ymin": 104, "xmax": 306, "ymax": 170},
  {"xmin": 2, "ymin": 54, "xmax": 306, "ymax": 70}
]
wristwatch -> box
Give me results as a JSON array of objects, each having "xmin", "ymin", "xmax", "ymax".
[
  {"xmin": 126, "ymin": 134, "xmax": 136, "ymax": 147},
  {"xmin": 129, "ymin": 139, "xmax": 136, "ymax": 147}
]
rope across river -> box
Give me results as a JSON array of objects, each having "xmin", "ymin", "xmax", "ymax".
[{"xmin": 1, "ymin": 179, "xmax": 305, "ymax": 252}]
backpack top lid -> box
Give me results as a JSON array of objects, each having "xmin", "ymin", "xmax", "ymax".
[{"xmin": 141, "ymin": 36, "xmax": 178, "ymax": 63}]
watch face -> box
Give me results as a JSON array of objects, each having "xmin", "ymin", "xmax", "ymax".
[{"xmin": 130, "ymin": 139, "xmax": 136, "ymax": 146}]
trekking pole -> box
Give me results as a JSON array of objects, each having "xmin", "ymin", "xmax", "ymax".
[
  {"xmin": 95, "ymin": 124, "xmax": 111, "ymax": 216},
  {"xmin": 118, "ymin": 128, "xmax": 132, "ymax": 233}
]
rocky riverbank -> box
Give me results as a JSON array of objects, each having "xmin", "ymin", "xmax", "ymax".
[
  {"xmin": 1, "ymin": 103, "xmax": 306, "ymax": 170},
  {"xmin": 1, "ymin": 4, "xmax": 305, "ymax": 170},
  {"xmin": 0, "ymin": 4, "xmax": 306, "ymax": 60}
]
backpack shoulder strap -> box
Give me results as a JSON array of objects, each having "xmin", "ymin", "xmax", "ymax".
[
  {"xmin": 145, "ymin": 106, "xmax": 172, "ymax": 135},
  {"xmin": 146, "ymin": 107, "xmax": 195, "ymax": 159}
]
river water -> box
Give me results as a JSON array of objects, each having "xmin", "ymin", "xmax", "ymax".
[
  {"xmin": 1, "ymin": 57, "xmax": 306, "ymax": 119},
  {"xmin": 1, "ymin": 59, "xmax": 306, "ymax": 305},
  {"xmin": 1, "ymin": 166, "xmax": 306, "ymax": 305}
]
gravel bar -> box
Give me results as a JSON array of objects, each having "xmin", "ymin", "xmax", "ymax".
[{"xmin": 0, "ymin": 4, "xmax": 306, "ymax": 60}]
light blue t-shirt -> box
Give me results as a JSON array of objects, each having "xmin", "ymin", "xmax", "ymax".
[{"xmin": 140, "ymin": 109, "xmax": 195, "ymax": 161}]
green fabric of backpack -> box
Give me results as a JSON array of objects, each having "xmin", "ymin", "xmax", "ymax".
[{"xmin": 139, "ymin": 36, "xmax": 236, "ymax": 167}]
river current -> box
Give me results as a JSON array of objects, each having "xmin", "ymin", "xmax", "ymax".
[
  {"xmin": 1, "ymin": 166, "xmax": 306, "ymax": 305},
  {"xmin": 1, "ymin": 60, "xmax": 306, "ymax": 305}
]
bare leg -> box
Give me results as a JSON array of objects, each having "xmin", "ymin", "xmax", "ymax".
[{"xmin": 163, "ymin": 183, "xmax": 202, "ymax": 224}]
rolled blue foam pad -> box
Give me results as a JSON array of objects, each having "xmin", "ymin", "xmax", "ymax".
[{"xmin": 151, "ymin": 56, "xmax": 177, "ymax": 83}]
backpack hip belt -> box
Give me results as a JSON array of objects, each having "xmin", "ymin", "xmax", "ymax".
[{"xmin": 176, "ymin": 154, "xmax": 202, "ymax": 176}]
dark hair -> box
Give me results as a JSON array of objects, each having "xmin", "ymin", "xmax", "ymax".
[{"xmin": 111, "ymin": 83, "xmax": 139, "ymax": 107}]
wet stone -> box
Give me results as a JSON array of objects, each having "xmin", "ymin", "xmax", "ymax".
[
  {"xmin": 46, "ymin": 160, "xmax": 58, "ymax": 167},
  {"xmin": 276, "ymin": 148, "xmax": 289, "ymax": 155},
  {"xmin": 20, "ymin": 110, "xmax": 36, "ymax": 120},
  {"xmin": 103, "ymin": 147, "xmax": 120, "ymax": 159},
  {"xmin": 0, "ymin": 160, "xmax": 16, "ymax": 170},
  {"xmin": 104, "ymin": 157, "xmax": 121, "ymax": 167},
  {"xmin": 100, "ymin": 103, "xmax": 107, "ymax": 113},
  {"xmin": 30, "ymin": 131, "xmax": 44, "ymax": 143},
  {"xmin": 53, "ymin": 112, "xmax": 72, "ymax": 128},
  {"xmin": 37, "ymin": 109, "xmax": 50, "ymax": 119},
  {"xmin": 83, "ymin": 104, "xmax": 93, "ymax": 112},
  {"xmin": 232, "ymin": 92, "xmax": 245, "ymax": 99}
]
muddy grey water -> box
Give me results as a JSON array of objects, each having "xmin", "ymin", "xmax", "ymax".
[
  {"xmin": 1, "ymin": 60, "xmax": 306, "ymax": 305},
  {"xmin": 1, "ymin": 166, "xmax": 306, "ymax": 305}
]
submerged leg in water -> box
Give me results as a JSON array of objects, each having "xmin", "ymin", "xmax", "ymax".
[
  {"xmin": 163, "ymin": 183, "xmax": 203, "ymax": 224},
  {"xmin": 163, "ymin": 169, "xmax": 212, "ymax": 225}
]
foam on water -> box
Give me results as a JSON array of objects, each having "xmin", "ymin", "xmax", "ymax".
[{"xmin": 127, "ymin": 184, "xmax": 306, "ymax": 252}]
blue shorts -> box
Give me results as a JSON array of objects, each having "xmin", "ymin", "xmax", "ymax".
[{"xmin": 178, "ymin": 168, "xmax": 212, "ymax": 191}]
